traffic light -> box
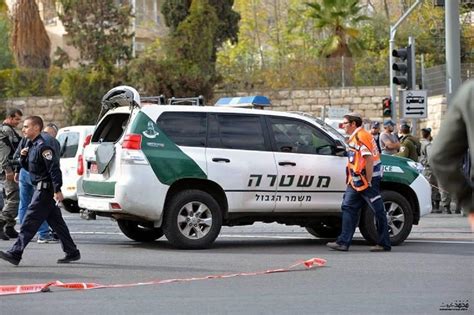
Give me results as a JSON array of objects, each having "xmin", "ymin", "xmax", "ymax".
[
  {"xmin": 382, "ymin": 97, "xmax": 392, "ymax": 117},
  {"xmin": 392, "ymin": 45, "xmax": 414, "ymax": 90}
]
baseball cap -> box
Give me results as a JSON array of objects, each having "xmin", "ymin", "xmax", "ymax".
[
  {"xmin": 372, "ymin": 121, "xmax": 380, "ymax": 128},
  {"xmin": 421, "ymin": 127, "xmax": 432, "ymax": 133},
  {"xmin": 345, "ymin": 112, "xmax": 362, "ymax": 119},
  {"xmin": 383, "ymin": 119, "xmax": 395, "ymax": 126}
]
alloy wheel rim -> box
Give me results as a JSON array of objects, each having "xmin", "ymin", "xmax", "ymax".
[{"xmin": 177, "ymin": 201, "xmax": 213, "ymax": 239}]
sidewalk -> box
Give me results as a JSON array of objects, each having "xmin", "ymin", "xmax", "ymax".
[
  {"xmin": 408, "ymin": 213, "xmax": 473, "ymax": 241},
  {"xmin": 220, "ymin": 213, "xmax": 473, "ymax": 242}
]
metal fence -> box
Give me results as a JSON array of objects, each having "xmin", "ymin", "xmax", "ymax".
[{"xmin": 422, "ymin": 63, "xmax": 474, "ymax": 96}]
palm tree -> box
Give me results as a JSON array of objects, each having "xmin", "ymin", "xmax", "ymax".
[
  {"xmin": 305, "ymin": 0, "xmax": 369, "ymax": 58},
  {"xmin": 11, "ymin": 0, "xmax": 51, "ymax": 68}
]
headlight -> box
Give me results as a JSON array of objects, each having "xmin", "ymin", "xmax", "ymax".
[{"xmin": 407, "ymin": 161, "xmax": 424, "ymax": 174}]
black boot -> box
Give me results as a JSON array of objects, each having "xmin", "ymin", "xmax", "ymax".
[
  {"xmin": 443, "ymin": 206, "xmax": 452, "ymax": 214},
  {"xmin": 432, "ymin": 201, "xmax": 442, "ymax": 214},
  {"xmin": 4, "ymin": 226, "xmax": 18, "ymax": 238},
  {"xmin": 0, "ymin": 223, "xmax": 9, "ymax": 241}
]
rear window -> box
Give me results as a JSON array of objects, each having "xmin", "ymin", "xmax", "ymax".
[
  {"xmin": 157, "ymin": 112, "xmax": 207, "ymax": 147},
  {"xmin": 57, "ymin": 132, "xmax": 79, "ymax": 158},
  {"xmin": 92, "ymin": 113, "xmax": 130, "ymax": 143}
]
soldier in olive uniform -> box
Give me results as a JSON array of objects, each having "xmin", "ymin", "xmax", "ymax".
[{"xmin": 395, "ymin": 123, "xmax": 419, "ymax": 162}]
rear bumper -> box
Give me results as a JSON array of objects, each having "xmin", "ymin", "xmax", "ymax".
[{"xmin": 79, "ymin": 164, "xmax": 168, "ymax": 221}]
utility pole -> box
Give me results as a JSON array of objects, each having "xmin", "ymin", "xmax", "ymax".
[{"xmin": 445, "ymin": 0, "xmax": 462, "ymax": 106}]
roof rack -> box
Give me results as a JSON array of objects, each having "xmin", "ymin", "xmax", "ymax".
[
  {"xmin": 214, "ymin": 95, "xmax": 271, "ymax": 109},
  {"xmin": 168, "ymin": 96, "xmax": 205, "ymax": 106},
  {"xmin": 141, "ymin": 95, "xmax": 166, "ymax": 105}
]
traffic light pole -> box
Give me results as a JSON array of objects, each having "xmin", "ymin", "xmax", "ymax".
[{"xmin": 389, "ymin": 0, "xmax": 422, "ymax": 121}]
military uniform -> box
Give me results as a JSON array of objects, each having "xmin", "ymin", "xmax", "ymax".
[
  {"xmin": 396, "ymin": 135, "xmax": 418, "ymax": 161},
  {"xmin": 3, "ymin": 133, "xmax": 79, "ymax": 264},
  {"xmin": 0, "ymin": 123, "xmax": 22, "ymax": 239}
]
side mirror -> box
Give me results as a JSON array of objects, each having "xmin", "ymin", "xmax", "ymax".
[{"xmin": 334, "ymin": 145, "xmax": 347, "ymax": 157}]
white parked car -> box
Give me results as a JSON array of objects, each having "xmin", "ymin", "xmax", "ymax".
[
  {"xmin": 78, "ymin": 86, "xmax": 431, "ymax": 249},
  {"xmin": 57, "ymin": 125, "xmax": 95, "ymax": 213}
]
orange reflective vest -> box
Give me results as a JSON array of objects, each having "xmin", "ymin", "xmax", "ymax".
[{"xmin": 346, "ymin": 127, "xmax": 382, "ymax": 191}]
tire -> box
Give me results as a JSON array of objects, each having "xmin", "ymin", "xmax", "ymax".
[
  {"xmin": 359, "ymin": 190, "xmax": 413, "ymax": 246},
  {"xmin": 163, "ymin": 190, "xmax": 222, "ymax": 249},
  {"xmin": 62, "ymin": 199, "xmax": 81, "ymax": 213},
  {"xmin": 305, "ymin": 218, "xmax": 341, "ymax": 238},
  {"xmin": 117, "ymin": 220, "xmax": 164, "ymax": 242}
]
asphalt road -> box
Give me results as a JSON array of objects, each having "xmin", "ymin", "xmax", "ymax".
[{"xmin": 0, "ymin": 212, "xmax": 472, "ymax": 315}]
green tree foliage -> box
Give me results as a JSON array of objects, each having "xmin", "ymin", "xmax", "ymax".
[
  {"xmin": 57, "ymin": 0, "xmax": 133, "ymax": 67},
  {"xmin": 11, "ymin": 0, "xmax": 51, "ymax": 68},
  {"xmin": 129, "ymin": 0, "xmax": 219, "ymax": 100},
  {"xmin": 161, "ymin": 0, "xmax": 240, "ymax": 61},
  {"xmin": 305, "ymin": 0, "xmax": 369, "ymax": 58},
  {"xmin": 0, "ymin": 0, "xmax": 14, "ymax": 70}
]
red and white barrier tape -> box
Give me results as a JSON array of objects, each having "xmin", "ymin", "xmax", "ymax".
[{"xmin": 0, "ymin": 257, "xmax": 326, "ymax": 296}]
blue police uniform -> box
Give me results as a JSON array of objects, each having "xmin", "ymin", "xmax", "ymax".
[{"xmin": 6, "ymin": 133, "xmax": 79, "ymax": 263}]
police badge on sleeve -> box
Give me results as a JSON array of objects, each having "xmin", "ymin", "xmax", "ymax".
[{"xmin": 42, "ymin": 149, "xmax": 53, "ymax": 160}]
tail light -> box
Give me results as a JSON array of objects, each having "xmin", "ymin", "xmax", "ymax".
[
  {"xmin": 122, "ymin": 134, "xmax": 142, "ymax": 150},
  {"xmin": 77, "ymin": 154, "xmax": 84, "ymax": 176},
  {"xmin": 83, "ymin": 134, "xmax": 92, "ymax": 148}
]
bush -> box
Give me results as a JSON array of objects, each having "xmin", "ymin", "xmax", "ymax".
[{"xmin": 127, "ymin": 56, "xmax": 214, "ymax": 101}]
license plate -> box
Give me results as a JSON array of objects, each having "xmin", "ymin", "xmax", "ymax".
[{"xmin": 90, "ymin": 163, "xmax": 98, "ymax": 174}]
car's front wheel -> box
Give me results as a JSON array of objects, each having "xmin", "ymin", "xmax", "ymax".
[
  {"xmin": 164, "ymin": 190, "xmax": 222, "ymax": 249},
  {"xmin": 117, "ymin": 220, "xmax": 164, "ymax": 242},
  {"xmin": 359, "ymin": 190, "xmax": 413, "ymax": 246}
]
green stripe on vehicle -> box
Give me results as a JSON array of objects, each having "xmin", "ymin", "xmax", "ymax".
[
  {"xmin": 380, "ymin": 154, "xmax": 418, "ymax": 185},
  {"xmin": 129, "ymin": 112, "xmax": 207, "ymax": 185},
  {"xmin": 83, "ymin": 180, "xmax": 116, "ymax": 196}
]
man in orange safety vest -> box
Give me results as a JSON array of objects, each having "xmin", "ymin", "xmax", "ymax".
[{"xmin": 327, "ymin": 113, "xmax": 391, "ymax": 252}]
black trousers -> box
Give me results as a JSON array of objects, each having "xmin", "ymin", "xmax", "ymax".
[{"xmin": 8, "ymin": 189, "xmax": 78, "ymax": 260}]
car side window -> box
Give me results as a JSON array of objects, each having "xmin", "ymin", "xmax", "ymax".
[
  {"xmin": 268, "ymin": 116, "xmax": 335, "ymax": 155},
  {"xmin": 157, "ymin": 112, "xmax": 207, "ymax": 147},
  {"xmin": 208, "ymin": 113, "xmax": 266, "ymax": 151}
]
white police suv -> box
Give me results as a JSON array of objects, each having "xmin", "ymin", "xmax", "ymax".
[{"xmin": 78, "ymin": 86, "xmax": 431, "ymax": 249}]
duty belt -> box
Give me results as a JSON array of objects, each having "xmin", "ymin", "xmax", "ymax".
[{"xmin": 37, "ymin": 181, "xmax": 52, "ymax": 190}]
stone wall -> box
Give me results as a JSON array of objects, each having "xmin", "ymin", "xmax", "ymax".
[
  {"xmin": 213, "ymin": 86, "xmax": 446, "ymax": 136},
  {"xmin": 1, "ymin": 86, "xmax": 447, "ymax": 136},
  {"xmin": 0, "ymin": 96, "xmax": 69, "ymax": 128}
]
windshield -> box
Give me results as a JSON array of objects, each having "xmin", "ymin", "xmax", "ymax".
[{"xmin": 290, "ymin": 112, "xmax": 347, "ymax": 144}]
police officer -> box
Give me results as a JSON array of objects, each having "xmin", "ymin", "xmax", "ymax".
[{"xmin": 0, "ymin": 116, "xmax": 80, "ymax": 265}]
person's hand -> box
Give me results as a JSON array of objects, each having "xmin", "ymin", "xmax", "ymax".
[
  {"xmin": 20, "ymin": 147, "xmax": 29, "ymax": 156},
  {"xmin": 14, "ymin": 172, "xmax": 19, "ymax": 183},
  {"xmin": 54, "ymin": 191, "xmax": 64, "ymax": 204}
]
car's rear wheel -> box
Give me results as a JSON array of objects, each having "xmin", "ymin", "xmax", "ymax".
[
  {"xmin": 62, "ymin": 199, "xmax": 81, "ymax": 213},
  {"xmin": 164, "ymin": 190, "xmax": 222, "ymax": 249},
  {"xmin": 117, "ymin": 220, "xmax": 164, "ymax": 242},
  {"xmin": 305, "ymin": 218, "xmax": 341, "ymax": 238},
  {"xmin": 359, "ymin": 190, "xmax": 413, "ymax": 246}
]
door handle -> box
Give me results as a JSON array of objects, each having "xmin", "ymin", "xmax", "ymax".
[
  {"xmin": 212, "ymin": 158, "xmax": 230, "ymax": 163},
  {"xmin": 278, "ymin": 161, "xmax": 296, "ymax": 166}
]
